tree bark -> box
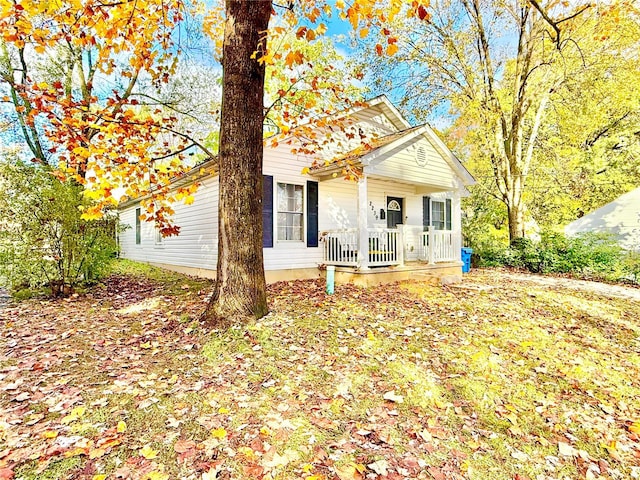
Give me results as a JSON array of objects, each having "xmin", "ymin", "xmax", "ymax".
[
  {"xmin": 507, "ymin": 199, "xmax": 525, "ymax": 243},
  {"xmin": 204, "ymin": 0, "xmax": 272, "ymax": 324}
]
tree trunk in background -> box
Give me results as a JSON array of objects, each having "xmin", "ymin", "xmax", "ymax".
[
  {"xmin": 507, "ymin": 201, "xmax": 525, "ymax": 243},
  {"xmin": 204, "ymin": 0, "xmax": 272, "ymax": 324}
]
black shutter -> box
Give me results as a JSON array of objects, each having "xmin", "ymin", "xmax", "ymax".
[
  {"xmin": 422, "ymin": 196, "xmax": 431, "ymax": 231},
  {"xmin": 262, "ymin": 175, "xmax": 273, "ymax": 248},
  {"xmin": 446, "ymin": 199, "xmax": 452, "ymax": 230},
  {"xmin": 306, "ymin": 181, "xmax": 319, "ymax": 247},
  {"xmin": 135, "ymin": 207, "xmax": 141, "ymax": 244}
]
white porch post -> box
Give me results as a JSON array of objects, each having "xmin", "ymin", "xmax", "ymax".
[
  {"xmin": 357, "ymin": 176, "xmax": 369, "ymax": 270},
  {"xmin": 397, "ymin": 227, "xmax": 405, "ymax": 266},
  {"xmin": 453, "ymin": 186, "xmax": 463, "ymax": 261},
  {"xmin": 428, "ymin": 226, "xmax": 435, "ymax": 264}
]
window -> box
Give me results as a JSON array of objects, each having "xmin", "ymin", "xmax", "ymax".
[
  {"xmin": 424, "ymin": 197, "xmax": 452, "ymax": 231},
  {"xmin": 432, "ymin": 201, "xmax": 445, "ymax": 230},
  {"xmin": 277, "ymin": 183, "xmax": 303, "ymax": 241},
  {"xmin": 155, "ymin": 225, "xmax": 163, "ymax": 245},
  {"xmin": 135, "ymin": 207, "xmax": 141, "ymax": 244}
]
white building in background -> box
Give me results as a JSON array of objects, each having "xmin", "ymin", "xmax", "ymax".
[{"xmin": 565, "ymin": 187, "xmax": 640, "ymax": 252}]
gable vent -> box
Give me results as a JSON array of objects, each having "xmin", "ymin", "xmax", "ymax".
[{"xmin": 416, "ymin": 146, "xmax": 427, "ymax": 166}]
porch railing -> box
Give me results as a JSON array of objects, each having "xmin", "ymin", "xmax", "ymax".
[
  {"xmin": 418, "ymin": 227, "xmax": 461, "ymax": 263},
  {"xmin": 368, "ymin": 228, "xmax": 402, "ymax": 267},
  {"xmin": 322, "ymin": 226, "xmax": 461, "ymax": 267},
  {"xmin": 322, "ymin": 228, "xmax": 402, "ymax": 267},
  {"xmin": 323, "ymin": 229, "xmax": 359, "ymax": 266}
]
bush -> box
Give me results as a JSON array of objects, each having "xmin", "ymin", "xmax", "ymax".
[
  {"xmin": 0, "ymin": 159, "xmax": 118, "ymax": 295},
  {"xmin": 466, "ymin": 227, "xmax": 635, "ymax": 283}
]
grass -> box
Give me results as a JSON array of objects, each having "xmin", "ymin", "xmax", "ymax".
[{"xmin": 1, "ymin": 261, "xmax": 639, "ymax": 479}]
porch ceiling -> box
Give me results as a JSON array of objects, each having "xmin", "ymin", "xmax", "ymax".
[{"xmin": 365, "ymin": 174, "xmax": 453, "ymax": 194}]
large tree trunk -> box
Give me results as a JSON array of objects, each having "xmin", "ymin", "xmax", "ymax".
[{"xmin": 204, "ymin": 0, "xmax": 272, "ymax": 324}]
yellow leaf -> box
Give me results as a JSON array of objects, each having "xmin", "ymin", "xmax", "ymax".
[
  {"xmin": 211, "ymin": 427, "xmax": 227, "ymax": 439},
  {"xmin": 183, "ymin": 194, "xmax": 195, "ymax": 205},
  {"xmin": 139, "ymin": 444, "xmax": 159, "ymax": 459},
  {"xmin": 629, "ymin": 421, "xmax": 640, "ymax": 434},
  {"xmin": 61, "ymin": 406, "xmax": 87, "ymax": 424},
  {"xmin": 359, "ymin": 28, "xmax": 369, "ymax": 39},
  {"xmin": 64, "ymin": 447, "xmax": 88, "ymax": 457},
  {"xmin": 92, "ymin": 475, "xmax": 107, "ymax": 480},
  {"xmin": 117, "ymin": 420, "xmax": 127, "ymax": 433},
  {"xmin": 237, "ymin": 446, "xmax": 255, "ymax": 459},
  {"xmin": 367, "ymin": 330, "xmax": 375, "ymax": 341},
  {"xmin": 80, "ymin": 205, "xmax": 104, "ymax": 221},
  {"xmin": 42, "ymin": 430, "xmax": 58, "ymax": 439},
  {"xmin": 145, "ymin": 472, "xmax": 169, "ymax": 480},
  {"xmin": 301, "ymin": 167, "xmax": 311, "ymax": 175},
  {"xmin": 218, "ymin": 407, "xmax": 230, "ymax": 414},
  {"xmin": 89, "ymin": 447, "xmax": 107, "ymax": 459},
  {"xmin": 386, "ymin": 43, "xmax": 399, "ymax": 56},
  {"xmin": 335, "ymin": 462, "xmax": 364, "ymax": 480}
]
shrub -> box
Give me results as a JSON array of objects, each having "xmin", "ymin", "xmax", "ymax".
[
  {"xmin": 464, "ymin": 225, "xmax": 635, "ymax": 283},
  {"xmin": 0, "ymin": 159, "xmax": 118, "ymax": 295}
]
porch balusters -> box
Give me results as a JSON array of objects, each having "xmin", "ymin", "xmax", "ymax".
[
  {"xmin": 323, "ymin": 227, "xmax": 462, "ymax": 266},
  {"xmin": 420, "ymin": 228, "xmax": 460, "ymax": 263}
]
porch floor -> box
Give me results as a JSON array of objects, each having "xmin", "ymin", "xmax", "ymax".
[{"xmin": 333, "ymin": 260, "xmax": 463, "ymax": 287}]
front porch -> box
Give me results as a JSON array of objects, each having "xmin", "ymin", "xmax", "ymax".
[
  {"xmin": 322, "ymin": 226, "xmax": 461, "ymax": 267},
  {"xmin": 321, "ymin": 226, "xmax": 463, "ymax": 286}
]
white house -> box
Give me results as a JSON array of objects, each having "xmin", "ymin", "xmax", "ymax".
[
  {"xmin": 565, "ymin": 187, "xmax": 640, "ymax": 252},
  {"xmin": 118, "ymin": 95, "xmax": 476, "ymax": 286}
]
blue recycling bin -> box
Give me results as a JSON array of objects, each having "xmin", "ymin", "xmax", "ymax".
[{"xmin": 461, "ymin": 247, "xmax": 473, "ymax": 273}]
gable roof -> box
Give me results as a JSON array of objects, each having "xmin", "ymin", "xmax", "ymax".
[{"xmin": 307, "ymin": 123, "xmax": 475, "ymax": 186}]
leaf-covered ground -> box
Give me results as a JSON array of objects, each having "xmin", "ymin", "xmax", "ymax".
[{"xmin": 1, "ymin": 262, "xmax": 639, "ymax": 480}]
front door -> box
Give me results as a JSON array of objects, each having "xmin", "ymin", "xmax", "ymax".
[{"xmin": 387, "ymin": 197, "xmax": 403, "ymax": 228}]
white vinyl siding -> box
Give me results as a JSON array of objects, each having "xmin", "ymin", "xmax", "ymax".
[
  {"xmin": 365, "ymin": 137, "xmax": 457, "ymax": 191},
  {"xmin": 119, "ymin": 175, "xmax": 219, "ymax": 270}
]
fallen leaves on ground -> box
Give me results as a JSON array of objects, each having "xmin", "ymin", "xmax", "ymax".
[{"xmin": 1, "ymin": 263, "xmax": 639, "ymax": 479}]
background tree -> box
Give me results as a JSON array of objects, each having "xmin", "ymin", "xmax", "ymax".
[
  {"xmin": 527, "ymin": 7, "xmax": 640, "ymax": 227},
  {"xmin": 362, "ymin": 0, "xmax": 600, "ymax": 242},
  {"xmin": 0, "ymin": 0, "xmax": 209, "ymax": 231}
]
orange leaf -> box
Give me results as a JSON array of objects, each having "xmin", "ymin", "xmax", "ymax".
[
  {"xmin": 174, "ymin": 439, "xmax": 196, "ymax": 453},
  {"xmin": 375, "ymin": 44, "xmax": 383, "ymax": 56},
  {"xmin": 386, "ymin": 43, "xmax": 399, "ymax": 55}
]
